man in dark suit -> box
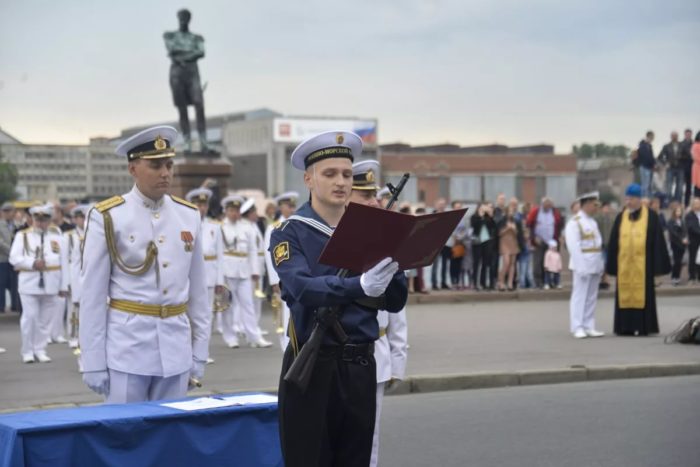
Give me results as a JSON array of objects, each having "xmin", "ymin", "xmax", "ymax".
[
  {"xmin": 685, "ymin": 197, "xmax": 700, "ymax": 283},
  {"xmin": 658, "ymin": 131, "xmax": 684, "ymax": 202},
  {"xmin": 680, "ymin": 129, "xmax": 694, "ymax": 207}
]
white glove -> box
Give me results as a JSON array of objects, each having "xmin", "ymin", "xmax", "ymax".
[
  {"xmin": 83, "ymin": 370, "xmax": 109, "ymax": 396},
  {"xmin": 360, "ymin": 257, "xmax": 399, "ymax": 297},
  {"xmin": 189, "ymin": 360, "xmax": 205, "ymax": 389}
]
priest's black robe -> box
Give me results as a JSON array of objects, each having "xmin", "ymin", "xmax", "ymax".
[{"xmin": 605, "ymin": 208, "xmax": 671, "ymax": 335}]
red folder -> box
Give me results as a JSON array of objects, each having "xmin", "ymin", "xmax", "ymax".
[{"xmin": 318, "ymin": 202, "xmax": 468, "ymax": 273}]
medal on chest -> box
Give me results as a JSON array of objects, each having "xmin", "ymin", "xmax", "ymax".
[{"xmin": 181, "ymin": 231, "xmax": 194, "ymax": 252}]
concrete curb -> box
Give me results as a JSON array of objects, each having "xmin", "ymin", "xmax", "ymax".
[
  {"xmin": 406, "ymin": 285, "xmax": 700, "ymax": 305},
  {"xmin": 3, "ymin": 362, "xmax": 699, "ymax": 414}
]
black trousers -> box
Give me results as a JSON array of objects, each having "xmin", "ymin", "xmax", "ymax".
[
  {"xmin": 472, "ymin": 241, "xmax": 493, "ymax": 289},
  {"xmin": 278, "ymin": 344, "xmax": 376, "ymax": 467},
  {"xmin": 689, "ymin": 240, "xmax": 700, "ymax": 281},
  {"xmin": 532, "ymin": 242, "xmax": 548, "ymax": 288},
  {"xmin": 431, "ymin": 246, "xmax": 451, "ymax": 288},
  {"xmin": 670, "ymin": 244, "xmax": 685, "ymax": 280},
  {"xmin": 683, "ymin": 163, "xmax": 692, "ymax": 206}
]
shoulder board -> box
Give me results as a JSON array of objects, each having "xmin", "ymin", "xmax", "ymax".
[
  {"xmin": 207, "ymin": 218, "xmax": 222, "ymax": 225},
  {"xmin": 48, "ymin": 226, "xmax": 61, "ymax": 235},
  {"xmin": 573, "ymin": 215, "xmax": 581, "ymax": 221},
  {"xmin": 19, "ymin": 227, "xmax": 31, "ymax": 234},
  {"xmin": 96, "ymin": 195, "xmax": 125, "ymax": 213},
  {"xmin": 63, "ymin": 228, "xmax": 76, "ymax": 235},
  {"xmin": 171, "ymin": 195, "xmax": 197, "ymax": 210}
]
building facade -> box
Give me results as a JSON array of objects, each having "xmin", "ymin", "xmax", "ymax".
[{"xmin": 380, "ymin": 143, "xmax": 578, "ymax": 208}]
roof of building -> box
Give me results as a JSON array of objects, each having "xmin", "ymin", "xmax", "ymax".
[
  {"xmin": 380, "ymin": 142, "xmax": 556, "ymax": 155},
  {"xmin": 0, "ymin": 127, "xmax": 22, "ymax": 145}
]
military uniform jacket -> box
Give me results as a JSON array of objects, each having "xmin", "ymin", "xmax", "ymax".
[
  {"xmin": 201, "ymin": 218, "xmax": 225, "ymax": 288},
  {"xmin": 220, "ymin": 218, "xmax": 260, "ymax": 279},
  {"xmin": 264, "ymin": 215, "xmax": 287, "ymax": 286},
  {"xmin": 79, "ymin": 186, "xmax": 210, "ymax": 377},
  {"xmin": 565, "ymin": 211, "xmax": 605, "ymax": 275},
  {"xmin": 65, "ymin": 227, "xmax": 85, "ymax": 304},
  {"xmin": 375, "ymin": 309, "xmax": 408, "ymax": 384},
  {"xmin": 9, "ymin": 226, "xmax": 69, "ymax": 295},
  {"xmin": 247, "ymin": 219, "xmax": 266, "ymax": 280},
  {"xmin": 269, "ymin": 202, "xmax": 408, "ymax": 345}
]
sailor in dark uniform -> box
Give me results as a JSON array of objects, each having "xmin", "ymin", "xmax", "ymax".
[{"xmin": 270, "ymin": 131, "xmax": 408, "ymax": 467}]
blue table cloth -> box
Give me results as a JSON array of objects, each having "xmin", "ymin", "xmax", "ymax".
[{"xmin": 0, "ymin": 393, "xmax": 282, "ymax": 467}]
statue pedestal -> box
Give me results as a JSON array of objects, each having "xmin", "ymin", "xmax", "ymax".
[{"xmin": 171, "ymin": 154, "xmax": 232, "ymax": 199}]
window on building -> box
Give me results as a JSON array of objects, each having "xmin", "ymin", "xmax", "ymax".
[
  {"xmin": 449, "ymin": 175, "xmax": 481, "ymax": 202},
  {"xmin": 545, "ymin": 175, "xmax": 577, "ymax": 209},
  {"xmin": 483, "ymin": 175, "xmax": 516, "ymax": 202}
]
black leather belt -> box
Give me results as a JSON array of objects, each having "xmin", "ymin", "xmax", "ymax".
[{"xmin": 319, "ymin": 343, "xmax": 375, "ymax": 365}]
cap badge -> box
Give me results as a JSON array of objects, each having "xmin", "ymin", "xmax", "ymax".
[
  {"xmin": 336, "ymin": 133, "xmax": 344, "ymax": 144},
  {"xmin": 154, "ymin": 136, "xmax": 167, "ymax": 151},
  {"xmin": 366, "ymin": 170, "xmax": 375, "ymax": 183}
]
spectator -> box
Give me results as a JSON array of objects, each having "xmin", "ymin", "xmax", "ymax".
[
  {"xmin": 471, "ymin": 203, "xmax": 496, "ymax": 291},
  {"xmin": 544, "ymin": 239, "xmax": 563, "ymax": 290},
  {"xmin": 450, "ymin": 202, "xmax": 468, "ymax": 289},
  {"xmin": 658, "ymin": 131, "xmax": 684, "ymax": 202},
  {"xmin": 526, "ymin": 197, "xmax": 563, "ymax": 289},
  {"xmin": 692, "ymin": 132, "xmax": 700, "ymax": 199},
  {"xmin": 685, "ymin": 197, "xmax": 700, "ymax": 284},
  {"xmin": 431, "ymin": 198, "xmax": 450, "ymax": 290},
  {"xmin": 680, "ymin": 128, "xmax": 694, "ymax": 206},
  {"xmin": 667, "ymin": 205, "xmax": 687, "ymax": 286},
  {"xmin": 518, "ymin": 228, "xmax": 534, "ymax": 289},
  {"xmin": 497, "ymin": 205, "xmax": 520, "ymax": 291},
  {"xmin": 595, "ymin": 202, "xmax": 615, "ymax": 290},
  {"xmin": 650, "ymin": 196, "xmax": 667, "ymax": 233},
  {"xmin": 637, "ymin": 131, "xmax": 656, "ymax": 198},
  {"xmin": 491, "ymin": 194, "xmax": 507, "ymax": 286},
  {"xmin": 0, "ymin": 203, "xmax": 14, "ymax": 312},
  {"xmin": 570, "ymin": 201, "xmax": 580, "ymax": 216}
]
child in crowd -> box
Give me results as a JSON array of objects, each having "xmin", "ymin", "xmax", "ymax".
[{"xmin": 543, "ymin": 239, "xmax": 562, "ymax": 290}]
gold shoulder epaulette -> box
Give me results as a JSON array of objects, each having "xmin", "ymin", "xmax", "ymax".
[
  {"xmin": 19, "ymin": 227, "xmax": 31, "ymax": 234},
  {"xmin": 63, "ymin": 228, "xmax": 76, "ymax": 235},
  {"xmin": 49, "ymin": 226, "xmax": 62, "ymax": 234},
  {"xmin": 207, "ymin": 218, "xmax": 222, "ymax": 225},
  {"xmin": 274, "ymin": 220, "xmax": 289, "ymax": 231},
  {"xmin": 96, "ymin": 195, "xmax": 125, "ymax": 213},
  {"xmin": 171, "ymin": 195, "xmax": 197, "ymax": 210}
]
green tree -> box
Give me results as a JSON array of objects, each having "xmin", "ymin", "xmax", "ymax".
[
  {"xmin": 0, "ymin": 147, "xmax": 18, "ymax": 203},
  {"xmin": 573, "ymin": 142, "xmax": 630, "ymax": 159}
]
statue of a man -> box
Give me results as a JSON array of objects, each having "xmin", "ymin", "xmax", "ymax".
[{"xmin": 164, "ymin": 9, "xmax": 212, "ymax": 154}]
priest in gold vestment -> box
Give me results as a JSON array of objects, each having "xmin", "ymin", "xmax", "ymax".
[{"xmin": 605, "ymin": 184, "xmax": 671, "ymax": 336}]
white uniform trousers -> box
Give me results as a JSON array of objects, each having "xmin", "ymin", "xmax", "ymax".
[
  {"xmin": 49, "ymin": 295, "xmax": 66, "ymax": 340},
  {"xmin": 279, "ymin": 301, "xmax": 290, "ymax": 352},
  {"xmin": 253, "ymin": 285, "xmax": 263, "ymax": 332},
  {"xmin": 19, "ymin": 294, "xmax": 53, "ymax": 357},
  {"xmin": 223, "ymin": 277, "xmax": 262, "ymax": 345},
  {"xmin": 106, "ymin": 369, "xmax": 189, "ymax": 404},
  {"xmin": 370, "ymin": 382, "xmax": 386, "ymax": 467},
  {"xmin": 570, "ymin": 272, "xmax": 602, "ymax": 333},
  {"xmin": 206, "ymin": 286, "xmax": 216, "ymax": 344}
]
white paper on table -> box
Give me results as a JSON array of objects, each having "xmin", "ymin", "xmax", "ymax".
[
  {"xmin": 161, "ymin": 397, "xmax": 234, "ymax": 411},
  {"xmin": 161, "ymin": 394, "xmax": 278, "ymax": 411},
  {"xmin": 220, "ymin": 394, "xmax": 278, "ymax": 405}
]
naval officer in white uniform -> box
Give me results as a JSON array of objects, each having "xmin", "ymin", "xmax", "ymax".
[
  {"xmin": 79, "ymin": 125, "xmax": 211, "ymax": 403},
  {"xmin": 348, "ymin": 159, "xmax": 410, "ymax": 467},
  {"xmin": 220, "ymin": 194, "xmax": 272, "ymax": 348},
  {"xmin": 565, "ymin": 191, "xmax": 606, "ymax": 339},
  {"xmin": 186, "ymin": 187, "xmax": 225, "ymax": 364},
  {"xmin": 9, "ymin": 204, "xmax": 69, "ymax": 363},
  {"xmin": 263, "ymin": 191, "xmax": 298, "ymax": 351}
]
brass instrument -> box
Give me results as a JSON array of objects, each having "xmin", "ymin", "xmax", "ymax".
[
  {"xmin": 271, "ymin": 292, "xmax": 284, "ymax": 334},
  {"xmin": 213, "ymin": 285, "xmax": 232, "ymax": 313}
]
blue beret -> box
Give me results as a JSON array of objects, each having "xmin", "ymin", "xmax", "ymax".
[{"xmin": 625, "ymin": 183, "xmax": 642, "ymax": 198}]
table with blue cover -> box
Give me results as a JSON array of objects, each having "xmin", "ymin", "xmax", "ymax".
[{"xmin": 0, "ymin": 393, "xmax": 282, "ymax": 467}]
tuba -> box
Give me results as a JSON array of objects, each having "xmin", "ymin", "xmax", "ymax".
[{"xmin": 213, "ymin": 285, "xmax": 232, "ymax": 313}]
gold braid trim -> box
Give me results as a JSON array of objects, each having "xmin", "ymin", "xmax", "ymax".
[
  {"xmin": 288, "ymin": 315, "xmax": 299, "ymax": 357},
  {"xmin": 23, "ymin": 231, "xmax": 30, "ymax": 256},
  {"xmin": 102, "ymin": 210, "xmax": 160, "ymax": 285}
]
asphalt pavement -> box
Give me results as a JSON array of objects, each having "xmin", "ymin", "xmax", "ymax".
[
  {"xmin": 1, "ymin": 293, "xmax": 698, "ymax": 412},
  {"xmin": 378, "ymin": 376, "xmax": 700, "ymax": 467}
]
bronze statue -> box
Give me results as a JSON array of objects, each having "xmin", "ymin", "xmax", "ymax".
[{"xmin": 163, "ymin": 9, "xmax": 214, "ymax": 154}]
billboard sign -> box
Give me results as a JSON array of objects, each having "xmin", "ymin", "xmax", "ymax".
[{"xmin": 273, "ymin": 118, "xmax": 377, "ymax": 145}]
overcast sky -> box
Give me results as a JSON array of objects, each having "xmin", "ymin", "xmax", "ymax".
[{"xmin": 1, "ymin": 0, "xmax": 698, "ymax": 152}]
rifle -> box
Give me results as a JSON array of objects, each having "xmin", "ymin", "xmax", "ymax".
[{"xmin": 284, "ymin": 173, "xmax": 410, "ymax": 393}]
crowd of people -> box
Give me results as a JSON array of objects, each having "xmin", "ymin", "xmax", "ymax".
[{"xmin": 398, "ymin": 191, "xmax": 700, "ymax": 294}]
